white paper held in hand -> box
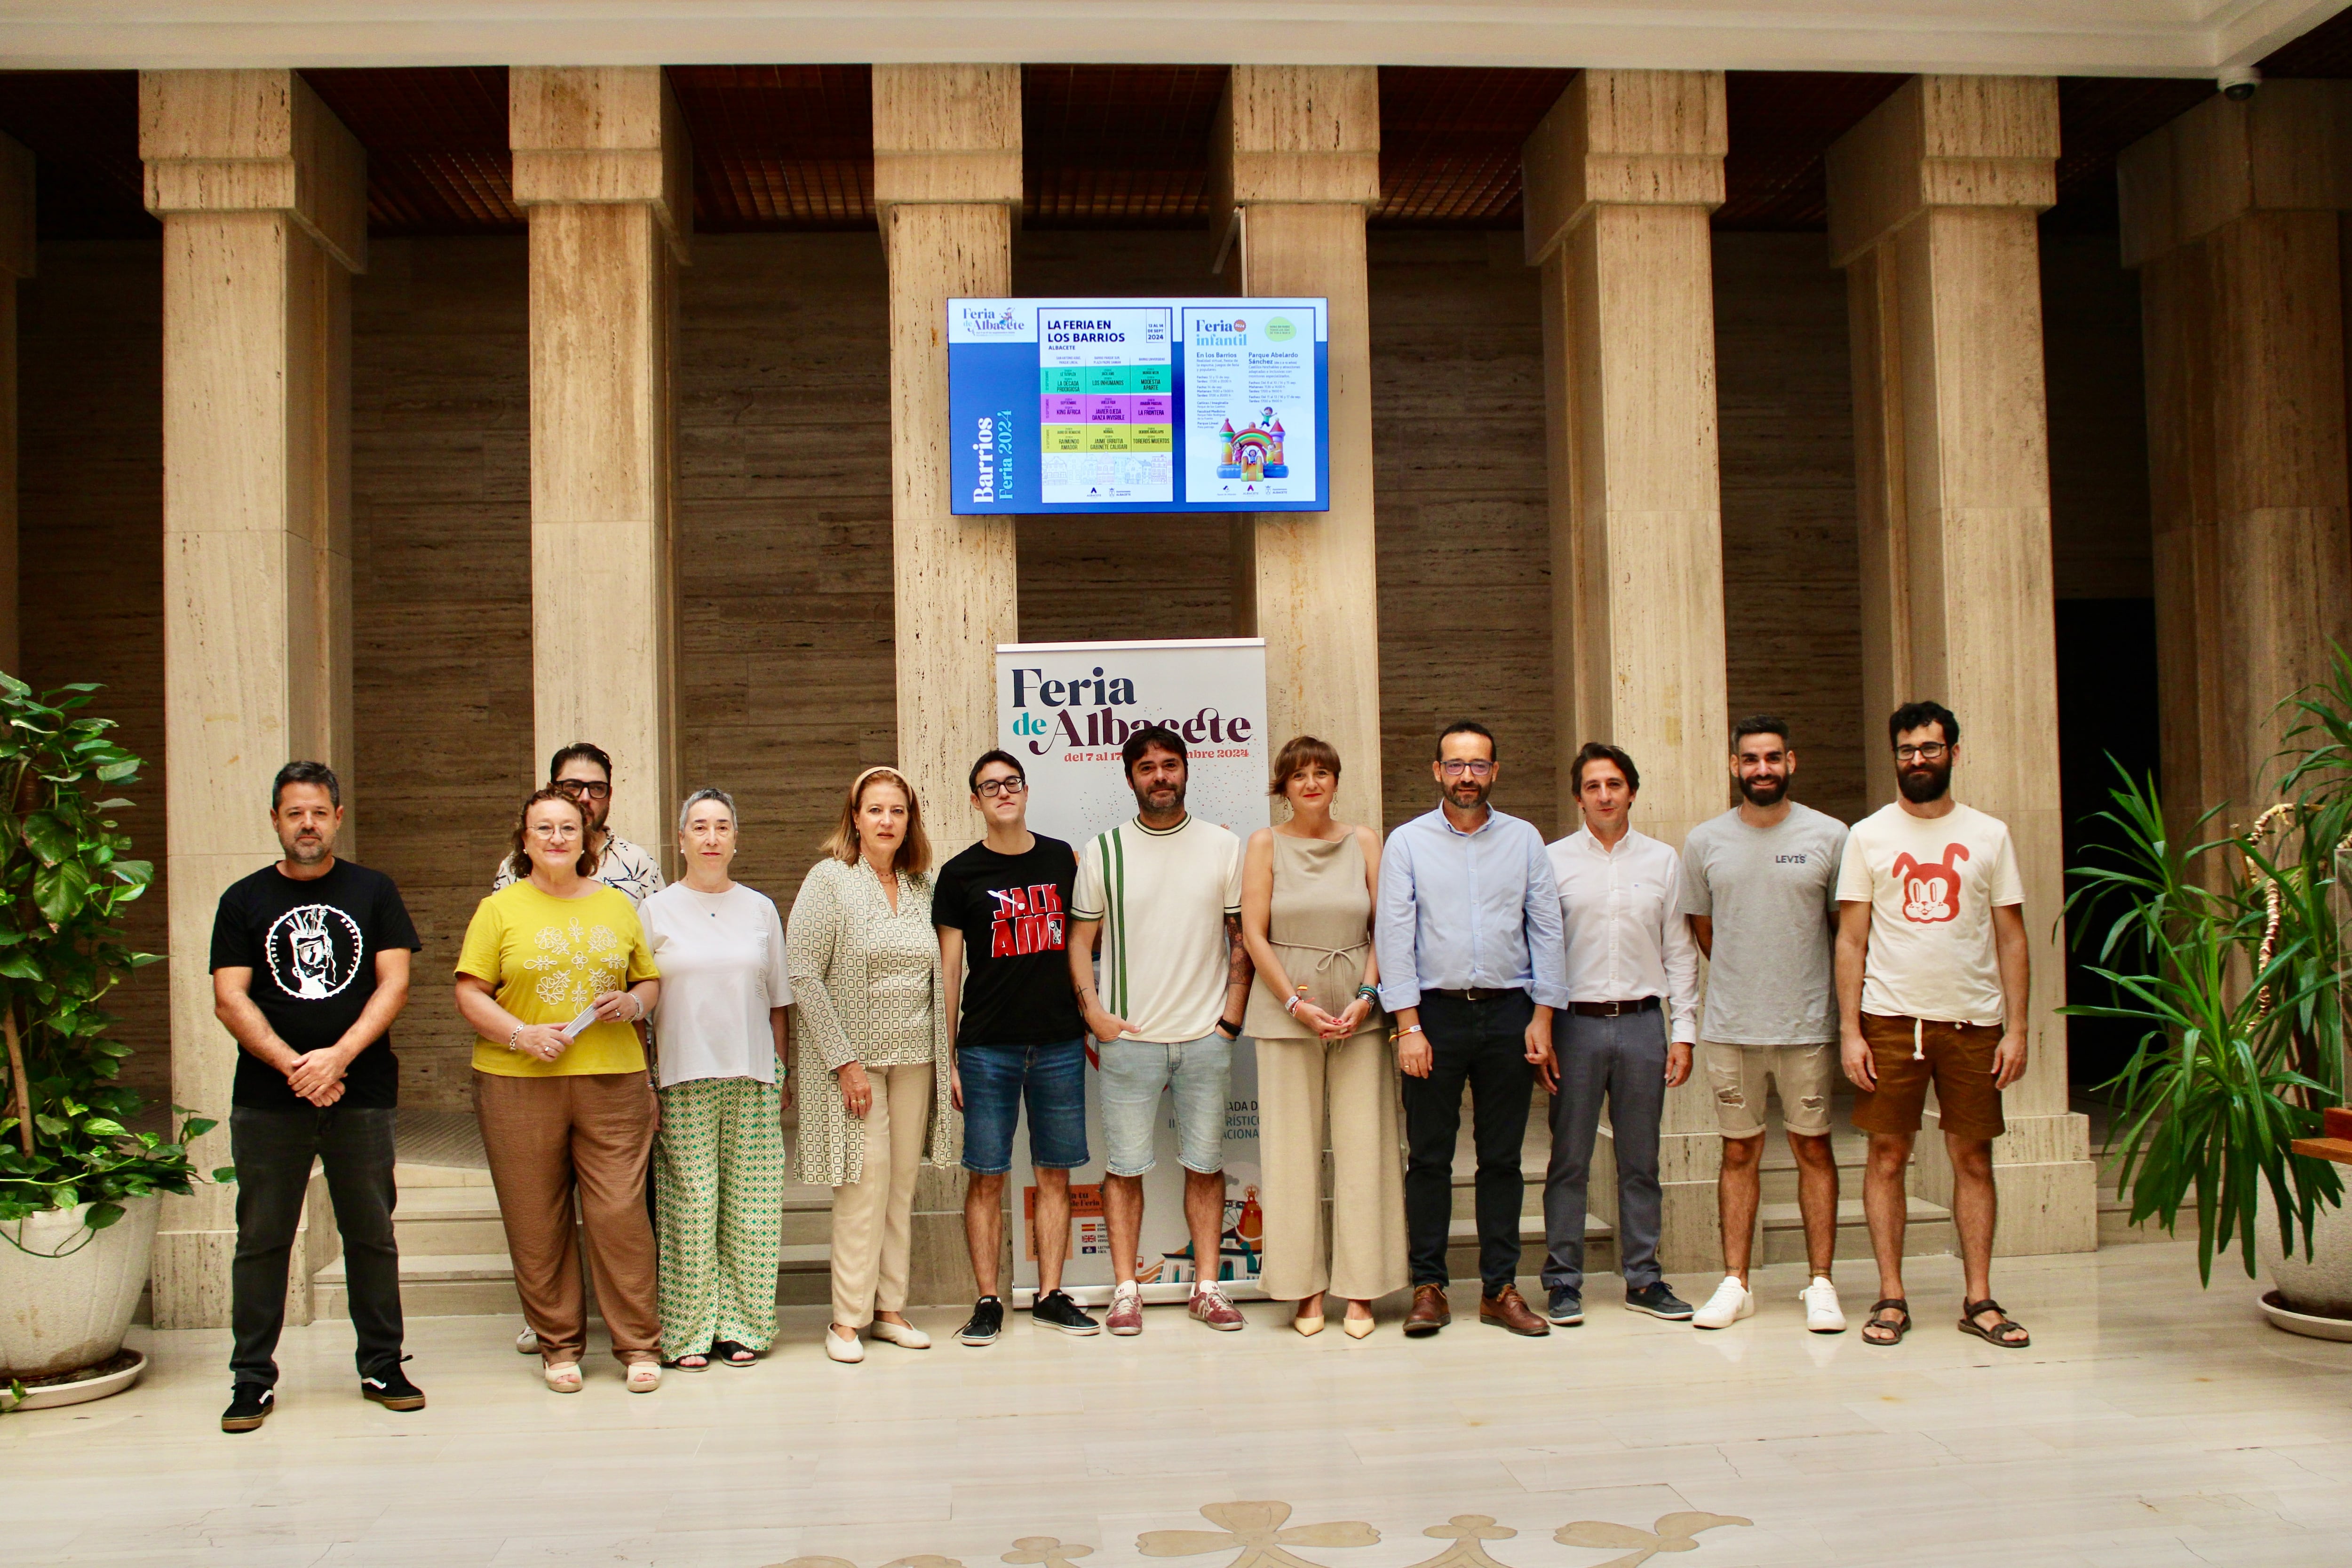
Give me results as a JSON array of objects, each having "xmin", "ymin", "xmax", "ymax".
[{"xmin": 560, "ymin": 1005, "xmax": 601, "ymax": 1041}]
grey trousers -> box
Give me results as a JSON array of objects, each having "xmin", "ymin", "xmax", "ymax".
[{"xmin": 1542, "ymin": 1008, "xmax": 1668, "ymax": 1296}]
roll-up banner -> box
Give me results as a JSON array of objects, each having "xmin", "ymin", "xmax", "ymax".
[{"xmin": 995, "ymin": 638, "xmax": 1271, "ymax": 1305}]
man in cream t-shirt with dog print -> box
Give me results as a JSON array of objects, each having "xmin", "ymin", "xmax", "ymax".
[{"xmin": 1834, "ymin": 700, "xmax": 2033, "ymax": 1355}]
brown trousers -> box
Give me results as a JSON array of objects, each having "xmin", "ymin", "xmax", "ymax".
[{"xmin": 474, "ymin": 1070, "xmax": 661, "ymax": 1365}]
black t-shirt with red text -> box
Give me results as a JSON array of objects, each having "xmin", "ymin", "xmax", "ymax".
[{"xmin": 933, "ymin": 835, "xmax": 1086, "ymax": 1049}]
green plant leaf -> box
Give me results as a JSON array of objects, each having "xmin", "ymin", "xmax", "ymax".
[
  {"xmin": 211, "ymin": 1166, "xmax": 238, "ymax": 1183},
  {"xmin": 79, "ymin": 1116, "xmax": 127, "ymax": 1137},
  {"xmin": 84, "ymin": 1200, "xmax": 123, "ymax": 1230},
  {"xmin": 18, "ymin": 810, "xmax": 74, "ymax": 867}
]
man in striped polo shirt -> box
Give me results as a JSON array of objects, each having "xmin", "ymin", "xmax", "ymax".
[{"xmin": 1068, "ymin": 725, "xmax": 1252, "ymax": 1336}]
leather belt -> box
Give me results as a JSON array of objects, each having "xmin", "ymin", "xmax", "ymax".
[
  {"xmin": 1569, "ymin": 997, "xmax": 1661, "ymax": 1018},
  {"xmin": 1423, "ymin": 987, "xmax": 1519, "ymax": 1004}
]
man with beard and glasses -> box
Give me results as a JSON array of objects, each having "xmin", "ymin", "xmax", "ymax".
[
  {"xmin": 1835, "ymin": 700, "xmax": 2033, "ymax": 1352},
  {"xmin": 1672, "ymin": 716, "xmax": 1849, "ymax": 1333},
  {"xmin": 1068, "ymin": 725, "xmax": 1251, "ymax": 1335},
  {"xmin": 1374, "ymin": 720, "xmax": 1568, "ymax": 1339}
]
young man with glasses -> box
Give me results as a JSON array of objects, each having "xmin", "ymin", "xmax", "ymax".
[
  {"xmin": 1374, "ymin": 720, "xmax": 1568, "ymax": 1339},
  {"xmin": 935, "ymin": 750, "xmax": 1100, "ymax": 1344},
  {"xmin": 1835, "ymin": 701, "xmax": 2033, "ymax": 1352}
]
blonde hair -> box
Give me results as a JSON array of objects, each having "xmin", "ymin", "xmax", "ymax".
[{"xmin": 821, "ymin": 765, "xmax": 931, "ymax": 876}]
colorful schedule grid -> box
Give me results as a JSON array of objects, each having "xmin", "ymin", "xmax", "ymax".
[{"xmin": 1037, "ymin": 306, "xmax": 1173, "ymax": 505}]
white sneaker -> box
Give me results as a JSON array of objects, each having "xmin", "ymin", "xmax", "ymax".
[
  {"xmin": 1801, "ymin": 1275, "xmax": 1846, "ymax": 1334},
  {"xmin": 1692, "ymin": 1275, "xmax": 1755, "ymax": 1329},
  {"xmin": 824, "ymin": 1327, "xmax": 866, "ymax": 1363},
  {"xmin": 869, "ymin": 1318, "xmax": 932, "ymax": 1349}
]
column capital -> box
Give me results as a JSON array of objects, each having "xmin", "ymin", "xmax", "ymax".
[
  {"xmin": 510, "ymin": 66, "xmax": 692, "ymax": 260},
  {"xmin": 872, "ymin": 64, "xmax": 1023, "ymax": 211},
  {"xmin": 1213, "ymin": 65, "xmax": 1380, "ymax": 209},
  {"xmin": 0, "ymin": 132, "xmax": 31, "ymax": 280},
  {"xmin": 139, "ymin": 68, "xmax": 366, "ymax": 273},
  {"xmin": 1825, "ymin": 74, "xmax": 2056, "ymax": 269},
  {"xmin": 1520, "ymin": 70, "xmax": 1724, "ymax": 266},
  {"xmin": 2118, "ymin": 80, "xmax": 2352, "ymax": 268}
]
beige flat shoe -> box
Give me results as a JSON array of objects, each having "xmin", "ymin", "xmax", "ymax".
[
  {"xmin": 825, "ymin": 1327, "xmax": 866, "ymax": 1363},
  {"xmin": 543, "ymin": 1361, "xmax": 583, "ymax": 1394},
  {"xmin": 1292, "ymin": 1312, "xmax": 1325, "ymax": 1337},
  {"xmin": 625, "ymin": 1362, "xmax": 662, "ymax": 1394},
  {"xmin": 869, "ymin": 1318, "xmax": 931, "ymax": 1350}
]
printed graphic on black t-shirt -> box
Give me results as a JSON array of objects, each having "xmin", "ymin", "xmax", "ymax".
[
  {"xmin": 209, "ymin": 859, "xmax": 422, "ymax": 1111},
  {"xmin": 934, "ymin": 835, "xmax": 1086, "ymax": 1049}
]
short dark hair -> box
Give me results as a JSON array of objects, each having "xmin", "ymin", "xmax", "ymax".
[
  {"xmin": 1888, "ymin": 700, "xmax": 1959, "ymax": 749},
  {"xmin": 1122, "ymin": 724, "xmax": 1186, "ymax": 776},
  {"xmin": 1435, "ymin": 719, "xmax": 1496, "ymax": 761},
  {"xmin": 1268, "ymin": 734, "xmax": 1342, "ymax": 796},
  {"xmin": 547, "ymin": 741, "xmax": 613, "ymax": 782},
  {"xmin": 1572, "ymin": 741, "xmax": 1640, "ymax": 795},
  {"xmin": 968, "ymin": 748, "xmax": 1026, "ymax": 795},
  {"xmin": 271, "ymin": 760, "xmax": 341, "ymax": 811},
  {"xmin": 1732, "ymin": 714, "xmax": 1790, "ymax": 749}
]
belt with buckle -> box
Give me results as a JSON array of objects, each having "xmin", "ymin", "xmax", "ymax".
[
  {"xmin": 1569, "ymin": 997, "xmax": 1661, "ymax": 1018},
  {"xmin": 1424, "ymin": 987, "xmax": 1516, "ymax": 1004}
]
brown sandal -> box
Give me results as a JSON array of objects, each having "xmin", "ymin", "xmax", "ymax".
[
  {"xmin": 1861, "ymin": 1297, "xmax": 1910, "ymax": 1346},
  {"xmin": 1958, "ymin": 1298, "xmax": 2030, "ymax": 1348}
]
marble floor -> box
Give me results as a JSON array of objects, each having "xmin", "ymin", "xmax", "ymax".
[{"xmin": 7, "ymin": 1242, "xmax": 2350, "ymax": 1568}]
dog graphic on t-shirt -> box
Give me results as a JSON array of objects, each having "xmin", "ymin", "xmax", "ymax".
[{"xmin": 1893, "ymin": 844, "xmax": 1969, "ymax": 924}]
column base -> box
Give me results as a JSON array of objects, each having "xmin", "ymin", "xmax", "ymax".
[
  {"xmin": 1912, "ymin": 1110, "xmax": 2099, "ymax": 1257},
  {"xmin": 906, "ymin": 1164, "xmax": 979, "ymax": 1306},
  {"xmin": 150, "ymin": 1226, "xmax": 235, "ymax": 1330}
]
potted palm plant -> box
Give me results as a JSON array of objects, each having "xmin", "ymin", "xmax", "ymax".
[
  {"xmin": 2066, "ymin": 651, "xmax": 2351, "ymax": 1338},
  {"xmin": 0, "ymin": 674, "xmax": 224, "ymax": 1410}
]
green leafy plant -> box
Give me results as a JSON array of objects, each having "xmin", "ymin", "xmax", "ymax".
[
  {"xmin": 0, "ymin": 674, "xmax": 225, "ymax": 1247},
  {"xmin": 2064, "ymin": 649, "xmax": 2352, "ymax": 1284}
]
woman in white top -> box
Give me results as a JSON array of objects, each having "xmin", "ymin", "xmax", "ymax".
[{"xmin": 641, "ymin": 788, "xmax": 793, "ymax": 1370}]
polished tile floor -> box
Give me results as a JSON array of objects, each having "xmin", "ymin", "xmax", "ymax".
[{"xmin": 8, "ymin": 1242, "xmax": 2350, "ymax": 1567}]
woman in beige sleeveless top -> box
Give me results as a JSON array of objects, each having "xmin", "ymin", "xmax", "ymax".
[{"xmin": 1240, "ymin": 736, "xmax": 1409, "ymax": 1337}]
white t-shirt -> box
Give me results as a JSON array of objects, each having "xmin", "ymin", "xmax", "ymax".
[
  {"xmin": 1835, "ymin": 802, "xmax": 2024, "ymax": 1027},
  {"xmin": 640, "ymin": 882, "xmax": 792, "ymax": 1087},
  {"xmin": 1072, "ymin": 815, "xmax": 1245, "ymax": 1044}
]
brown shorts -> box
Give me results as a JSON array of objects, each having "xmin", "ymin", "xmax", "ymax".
[{"xmin": 1850, "ymin": 1013, "xmax": 2006, "ymax": 1141}]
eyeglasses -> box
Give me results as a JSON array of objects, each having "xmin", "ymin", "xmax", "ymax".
[
  {"xmin": 554, "ymin": 779, "xmax": 612, "ymax": 800},
  {"xmin": 1894, "ymin": 743, "xmax": 1949, "ymax": 762},
  {"xmin": 1439, "ymin": 759, "xmax": 1494, "ymax": 778},
  {"xmin": 976, "ymin": 778, "xmax": 1027, "ymax": 799}
]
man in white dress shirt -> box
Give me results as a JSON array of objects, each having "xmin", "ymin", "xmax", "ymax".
[{"xmin": 1542, "ymin": 742, "xmax": 1700, "ymax": 1326}]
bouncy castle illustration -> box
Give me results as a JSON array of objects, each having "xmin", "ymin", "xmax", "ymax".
[{"xmin": 1216, "ymin": 408, "xmax": 1289, "ymax": 480}]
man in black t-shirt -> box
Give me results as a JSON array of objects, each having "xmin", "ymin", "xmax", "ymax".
[
  {"xmin": 935, "ymin": 749, "xmax": 1099, "ymax": 1345},
  {"xmin": 208, "ymin": 761, "xmax": 423, "ymax": 1433}
]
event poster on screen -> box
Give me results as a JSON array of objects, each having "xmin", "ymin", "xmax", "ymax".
[{"xmin": 947, "ymin": 298, "xmax": 1328, "ymax": 515}]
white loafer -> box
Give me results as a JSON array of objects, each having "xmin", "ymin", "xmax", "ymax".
[
  {"xmin": 869, "ymin": 1318, "xmax": 932, "ymax": 1350},
  {"xmin": 1692, "ymin": 1275, "xmax": 1755, "ymax": 1329},
  {"xmin": 825, "ymin": 1327, "xmax": 866, "ymax": 1363},
  {"xmin": 1801, "ymin": 1275, "xmax": 1847, "ymax": 1333}
]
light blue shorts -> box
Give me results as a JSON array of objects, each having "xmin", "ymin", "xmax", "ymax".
[{"xmin": 1097, "ymin": 1033, "xmax": 1233, "ymax": 1178}]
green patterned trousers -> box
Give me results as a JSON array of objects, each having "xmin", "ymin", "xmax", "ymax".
[{"xmin": 654, "ymin": 1075, "xmax": 785, "ymax": 1358}]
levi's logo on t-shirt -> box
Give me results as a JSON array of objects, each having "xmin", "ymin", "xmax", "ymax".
[
  {"xmin": 989, "ymin": 883, "xmax": 1067, "ymax": 957},
  {"xmin": 1893, "ymin": 844, "xmax": 1969, "ymax": 924}
]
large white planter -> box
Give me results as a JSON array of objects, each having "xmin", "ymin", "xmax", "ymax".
[
  {"xmin": 2257, "ymin": 1184, "xmax": 2352, "ymax": 1324},
  {"xmin": 0, "ymin": 1192, "xmax": 160, "ymax": 1379}
]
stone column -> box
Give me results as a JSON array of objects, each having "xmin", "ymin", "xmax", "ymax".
[
  {"xmin": 509, "ymin": 67, "xmax": 690, "ymax": 867},
  {"xmin": 0, "ymin": 135, "xmax": 30, "ymax": 676},
  {"xmin": 874, "ymin": 64, "xmax": 1023, "ymax": 1304},
  {"xmin": 1521, "ymin": 70, "xmax": 1730, "ymax": 1272},
  {"xmin": 141, "ymin": 70, "xmax": 366, "ymax": 1326},
  {"xmin": 1827, "ymin": 75, "xmax": 2097, "ymax": 1255},
  {"xmin": 2120, "ymin": 83, "xmax": 2352, "ymax": 841},
  {"xmin": 1210, "ymin": 65, "xmax": 1384, "ymax": 823}
]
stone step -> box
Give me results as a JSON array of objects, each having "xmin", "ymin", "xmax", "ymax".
[
  {"xmin": 316, "ymin": 1241, "xmax": 841, "ymax": 1320},
  {"xmin": 1756, "ymin": 1195, "xmax": 1955, "ymax": 1265},
  {"xmin": 1448, "ymin": 1213, "xmax": 1617, "ymax": 1286}
]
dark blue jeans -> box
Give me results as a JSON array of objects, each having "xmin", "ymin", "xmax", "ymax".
[
  {"xmin": 230, "ymin": 1105, "xmax": 403, "ymax": 1386},
  {"xmin": 1401, "ymin": 989, "xmax": 1536, "ymax": 1293}
]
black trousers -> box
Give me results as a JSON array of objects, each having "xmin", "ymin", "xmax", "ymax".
[
  {"xmin": 230, "ymin": 1104, "xmax": 403, "ymax": 1386},
  {"xmin": 1400, "ymin": 989, "xmax": 1536, "ymax": 1293}
]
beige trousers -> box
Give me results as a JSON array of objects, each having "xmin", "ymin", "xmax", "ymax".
[
  {"xmin": 828, "ymin": 1062, "xmax": 933, "ymax": 1328},
  {"xmin": 1256, "ymin": 1030, "xmax": 1410, "ymax": 1303}
]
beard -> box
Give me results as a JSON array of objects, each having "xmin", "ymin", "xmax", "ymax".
[
  {"xmin": 1134, "ymin": 779, "xmax": 1187, "ymax": 815},
  {"xmin": 1738, "ymin": 772, "xmax": 1789, "ymax": 807},
  {"xmin": 1897, "ymin": 760, "xmax": 1952, "ymax": 803},
  {"xmin": 1444, "ymin": 776, "xmax": 1492, "ymax": 811},
  {"xmin": 284, "ymin": 833, "xmax": 331, "ymax": 866}
]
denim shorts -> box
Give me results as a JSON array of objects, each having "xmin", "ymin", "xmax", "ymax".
[
  {"xmin": 1098, "ymin": 1033, "xmax": 1232, "ymax": 1178},
  {"xmin": 958, "ymin": 1037, "xmax": 1090, "ymax": 1175}
]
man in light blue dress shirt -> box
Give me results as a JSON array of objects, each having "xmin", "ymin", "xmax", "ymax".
[{"xmin": 1375, "ymin": 720, "xmax": 1571, "ymax": 1338}]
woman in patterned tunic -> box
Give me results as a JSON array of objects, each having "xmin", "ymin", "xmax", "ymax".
[
  {"xmin": 787, "ymin": 766, "xmax": 960, "ymax": 1363},
  {"xmin": 639, "ymin": 788, "xmax": 793, "ymax": 1369}
]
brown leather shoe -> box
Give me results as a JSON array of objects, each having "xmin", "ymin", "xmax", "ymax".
[
  {"xmin": 1479, "ymin": 1284, "xmax": 1550, "ymax": 1336},
  {"xmin": 1402, "ymin": 1283, "xmax": 1452, "ymax": 1337}
]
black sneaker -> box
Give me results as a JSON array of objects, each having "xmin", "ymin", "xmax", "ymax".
[
  {"xmin": 957, "ymin": 1296, "xmax": 1005, "ymax": 1346},
  {"xmin": 1625, "ymin": 1281, "xmax": 1695, "ymax": 1321},
  {"xmin": 1546, "ymin": 1288, "xmax": 1585, "ymax": 1326},
  {"xmin": 360, "ymin": 1363, "xmax": 427, "ymax": 1411},
  {"xmin": 1032, "ymin": 1289, "xmax": 1102, "ymax": 1336},
  {"xmin": 221, "ymin": 1382, "xmax": 275, "ymax": 1433}
]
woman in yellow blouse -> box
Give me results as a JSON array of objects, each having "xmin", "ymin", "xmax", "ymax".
[
  {"xmin": 787, "ymin": 766, "xmax": 960, "ymax": 1364},
  {"xmin": 455, "ymin": 786, "xmax": 662, "ymax": 1394}
]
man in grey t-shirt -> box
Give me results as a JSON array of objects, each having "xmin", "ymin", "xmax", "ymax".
[{"xmin": 1672, "ymin": 716, "xmax": 1848, "ymax": 1334}]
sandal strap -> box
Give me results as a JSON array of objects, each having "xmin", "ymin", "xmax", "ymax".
[
  {"xmin": 1963, "ymin": 1297, "xmax": 2004, "ymax": 1316},
  {"xmin": 1870, "ymin": 1297, "xmax": 1909, "ymax": 1314}
]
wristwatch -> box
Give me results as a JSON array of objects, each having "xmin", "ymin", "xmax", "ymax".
[{"xmin": 1215, "ymin": 1016, "xmax": 1244, "ymax": 1040}]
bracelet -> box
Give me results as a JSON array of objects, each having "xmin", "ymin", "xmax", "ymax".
[
  {"xmin": 1391, "ymin": 1024, "xmax": 1424, "ymax": 1042},
  {"xmin": 1357, "ymin": 985, "xmax": 1379, "ymax": 1001},
  {"xmin": 506, "ymin": 1025, "xmax": 523, "ymax": 1051},
  {"xmin": 1216, "ymin": 1016, "xmax": 1243, "ymax": 1039},
  {"xmin": 1284, "ymin": 993, "xmax": 1303, "ymax": 1016}
]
